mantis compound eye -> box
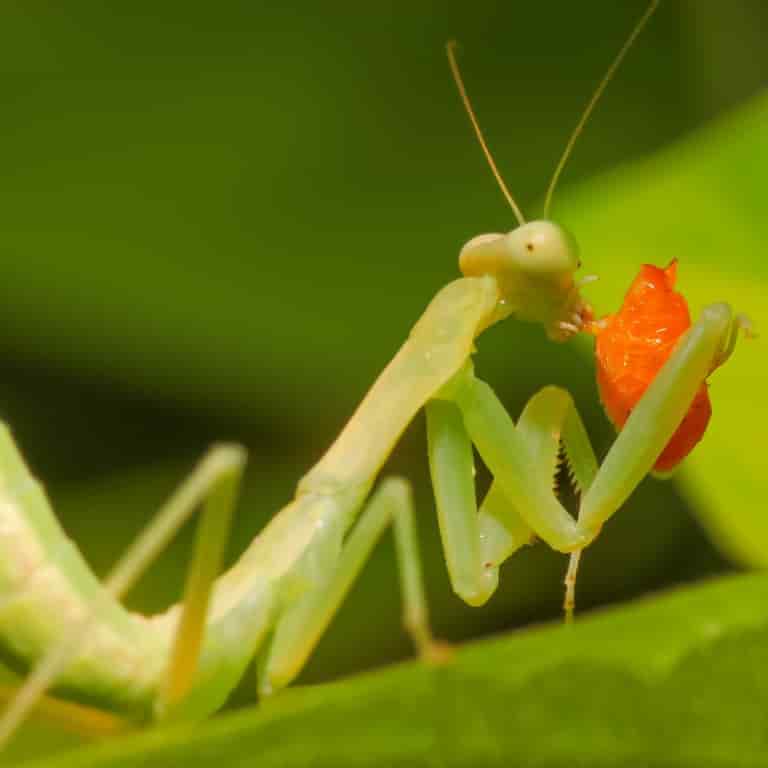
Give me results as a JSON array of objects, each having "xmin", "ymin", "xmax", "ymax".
[{"xmin": 504, "ymin": 220, "xmax": 580, "ymax": 278}]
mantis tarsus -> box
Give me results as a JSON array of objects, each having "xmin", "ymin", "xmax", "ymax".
[{"xmin": 0, "ymin": 0, "xmax": 751, "ymax": 750}]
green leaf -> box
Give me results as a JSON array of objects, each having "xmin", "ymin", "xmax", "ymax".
[
  {"xmin": 557, "ymin": 93, "xmax": 768, "ymax": 566},
  {"xmin": 15, "ymin": 571, "xmax": 768, "ymax": 768}
]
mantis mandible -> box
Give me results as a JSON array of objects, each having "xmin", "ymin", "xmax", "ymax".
[{"xmin": 0, "ymin": 0, "xmax": 750, "ymax": 749}]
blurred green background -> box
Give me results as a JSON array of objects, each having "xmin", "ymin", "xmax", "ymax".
[{"xmin": 1, "ymin": 0, "xmax": 766, "ymax": 708}]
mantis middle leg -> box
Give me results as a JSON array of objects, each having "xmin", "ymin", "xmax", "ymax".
[{"xmin": 259, "ymin": 476, "xmax": 444, "ymax": 695}]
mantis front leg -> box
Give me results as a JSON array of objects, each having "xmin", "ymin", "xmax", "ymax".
[
  {"xmin": 428, "ymin": 302, "xmax": 748, "ymax": 615},
  {"xmin": 427, "ymin": 385, "xmax": 595, "ymax": 607}
]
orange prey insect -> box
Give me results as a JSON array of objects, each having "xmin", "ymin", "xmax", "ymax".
[{"xmin": 590, "ymin": 260, "xmax": 720, "ymax": 472}]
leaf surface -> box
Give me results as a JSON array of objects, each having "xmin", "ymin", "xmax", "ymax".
[{"xmin": 17, "ymin": 572, "xmax": 768, "ymax": 768}]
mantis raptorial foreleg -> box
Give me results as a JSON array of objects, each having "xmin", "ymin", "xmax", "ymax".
[{"xmin": 425, "ymin": 302, "xmax": 746, "ymax": 617}]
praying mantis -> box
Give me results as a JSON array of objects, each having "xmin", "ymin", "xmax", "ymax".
[{"xmin": 0, "ymin": 0, "xmax": 752, "ymax": 753}]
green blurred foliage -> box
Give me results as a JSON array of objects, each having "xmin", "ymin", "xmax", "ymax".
[{"xmin": 0, "ymin": 1, "xmax": 767, "ymax": 762}]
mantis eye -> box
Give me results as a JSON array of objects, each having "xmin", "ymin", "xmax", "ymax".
[{"xmin": 505, "ymin": 220, "xmax": 580, "ymax": 276}]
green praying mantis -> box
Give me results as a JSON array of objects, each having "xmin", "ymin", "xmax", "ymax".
[{"xmin": 0, "ymin": 0, "xmax": 752, "ymax": 751}]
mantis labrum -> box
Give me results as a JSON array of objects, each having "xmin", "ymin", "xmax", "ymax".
[{"xmin": 0, "ymin": 0, "xmax": 751, "ymax": 751}]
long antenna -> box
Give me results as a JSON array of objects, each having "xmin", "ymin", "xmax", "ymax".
[
  {"xmin": 447, "ymin": 40, "xmax": 526, "ymax": 226},
  {"xmin": 543, "ymin": 0, "xmax": 661, "ymax": 217}
]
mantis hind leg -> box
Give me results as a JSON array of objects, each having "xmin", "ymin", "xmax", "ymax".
[
  {"xmin": 156, "ymin": 449, "xmax": 244, "ymax": 720},
  {"xmin": 0, "ymin": 444, "xmax": 246, "ymax": 744},
  {"xmin": 258, "ymin": 477, "xmax": 443, "ymax": 697}
]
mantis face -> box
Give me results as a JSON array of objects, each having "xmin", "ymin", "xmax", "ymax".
[{"xmin": 459, "ymin": 220, "xmax": 593, "ymax": 341}]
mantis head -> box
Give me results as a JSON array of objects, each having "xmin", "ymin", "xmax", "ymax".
[
  {"xmin": 447, "ymin": 2, "xmax": 660, "ymax": 342},
  {"xmin": 459, "ymin": 220, "xmax": 593, "ymax": 341}
]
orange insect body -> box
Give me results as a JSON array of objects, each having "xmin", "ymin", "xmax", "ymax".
[{"xmin": 592, "ymin": 260, "xmax": 711, "ymax": 472}]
